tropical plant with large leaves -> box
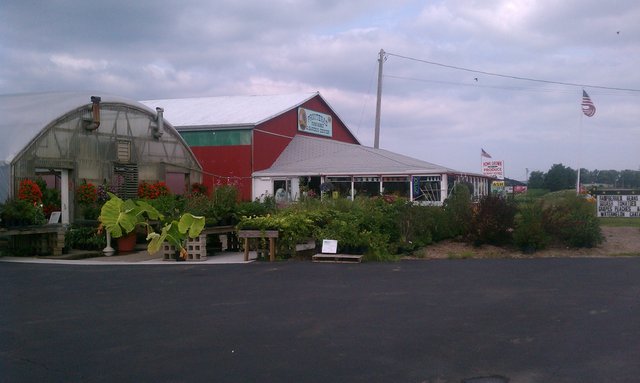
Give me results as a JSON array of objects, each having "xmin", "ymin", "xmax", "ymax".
[
  {"xmin": 98, "ymin": 192, "xmax": 163, "ymax": 238},
  {"xmin": 147, "ymin": 213, "xmax": 205, "ymax": 259}
]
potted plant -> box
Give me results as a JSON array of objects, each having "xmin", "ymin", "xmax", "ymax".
[
  {"xmin": 98, "ymin": 192, "xmax": 163, "ymax": 252},
  {"xmin": 146, "ymin": 213, "xmax": 205, "ymax": 261}
]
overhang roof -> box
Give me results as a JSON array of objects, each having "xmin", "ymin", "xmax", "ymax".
[
  {"xmin": 141, "ymin": 92, "xmax": 319, "ymax": 129},
  {"xmin": 253, "ymin": 135, "xmax": 479, "ymax": 177},
  {"xmin": 0, "ymin": 91, "xmax": 158, "ymax": 164}
]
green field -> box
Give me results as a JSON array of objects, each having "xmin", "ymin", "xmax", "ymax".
[{"xmin": 599, "ymin": 217, "xmax": 640, "ymax": 227}]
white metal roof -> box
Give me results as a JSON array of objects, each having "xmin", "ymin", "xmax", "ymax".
[
  {"xmin": 253, "ymin": 135, "xmax": 466, "ymax": 177},
  {"xmin": 0, "ymin": 91, "xmax": 157, "ymax": 164},
  {"xmin": 140, "ymin": 92, "xmax": 319, "ymax": 129}
]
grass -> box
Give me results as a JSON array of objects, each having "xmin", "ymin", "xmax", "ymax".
[
  {"xmin": 447, "ymin": 250, "xmax": 475, "ymax": 260},
  {"xmin": 599, "ymin": 217, "xmax": 640, "ymax": 227},
  {"xmin": 609, "ymin": 252, "xmax": 640, "ymax": 257}
]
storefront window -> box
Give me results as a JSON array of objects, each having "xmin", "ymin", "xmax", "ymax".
[
  {"xmin": 412, "ymin": 176, "xmax": 441, "ymax": 202},
  {"xmin": 382, "ymin": 177, "xmax": 409, "ymax": 198},
  {"xmin": 354, "ymin": 176, "xmax": 380, "ymax": 197}
]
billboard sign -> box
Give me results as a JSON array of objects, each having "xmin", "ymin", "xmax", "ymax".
[
  {"xmin": 597, "ymin": 195, "xmax": 640, "ymax": 217},
  {"xmin": 482, "ymin": 160, "xmax": 504, "ymax": 179},
  {"xmin": 298, "ymin": 107, "xmax": 333, "ymax": 137}
]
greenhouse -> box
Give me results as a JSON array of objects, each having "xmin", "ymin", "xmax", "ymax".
[{"xmin": 0, "ymin": 92, "xmax": 202, "ymax": 224}]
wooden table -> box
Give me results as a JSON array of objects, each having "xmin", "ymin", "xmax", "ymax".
[
  {"xmin": 0, "ymin": 225, "xmax": 66, "ymax": 256},
  {"xmin": 237, "ymin": 230, "xmax": 279, "ymax": 262}
]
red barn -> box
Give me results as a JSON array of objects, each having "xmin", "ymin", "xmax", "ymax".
[{"xmin": 142, "ymin": 93, "xmax": 358, "ymax": 200}]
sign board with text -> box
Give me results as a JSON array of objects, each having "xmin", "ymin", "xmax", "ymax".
[
  {"xmin": 597, "ymin": 195, "xmax": 640, "ymax": 217},
  {"xmin": 298, "ymin": 107, "xmax": 333, "ymax": 137},
  {"xmin": 482, "ymin": 160, "xmax": 504, "ymax": 179}
]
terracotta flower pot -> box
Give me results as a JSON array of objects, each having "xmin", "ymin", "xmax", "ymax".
[{"xmin": 117, "ymin": 231, "xmax": 137, "ymax": 253}]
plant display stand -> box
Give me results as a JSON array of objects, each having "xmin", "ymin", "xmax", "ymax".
[
  {"xmin": 238, "ymin": 230, "xmax": 279, "ymax": 262},
  {"xmin": 312, "ymin": 254, "xmax": 363, "ymax": 263},
  {"xmin": 0, "ymin": 225, "xmax": 66, "ymax": 256}
]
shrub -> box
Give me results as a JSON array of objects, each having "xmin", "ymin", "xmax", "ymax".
[
  {"xmin": 443, "ymin": 183, "xmax": 472, "ymax": 238},
  {"xmin": 65, "ymin": 225, "xmax": 107, "ymax": 250},
  {"xmin": 469, "ymin": 194, "xmax": 517, "ymax": 246},
  {"xmin": 190, "ymin": 182, "xmax": 209, "ymax": 196},
  {"xmin": 543, "ymin": 194, "xmax": 603, "ymax": 248},
  {"xmin": 18, "ymin": 179, "xmax": 43, "ymax": 204},
  {"xmin": 138, "ymin": 181, "xmax": 170, "ymax": 199},
  {"xmin": 237, "ymin": 197, "xmax": 277, "ymax": 218},
  {"xmin": 211, "ymin": 185, "xmax": 239, "ymax": 225},
  {"xmin": 146, "ymin": 195, "xmax": 185, "ymax": 222},
  {"xmin": 513, "ymin": 200, "xmax": 549, "ymax": 252},
  {"xmin": 76, "ymin": 181, "xmax": 98, "ymax": 206},
  {"xmin": 0, "ymin": 198, "xmax": 46, "ymax": 227}
]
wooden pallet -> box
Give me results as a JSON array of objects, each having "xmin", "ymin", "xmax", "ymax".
[{"xmin": 312, "ymin": 253, "xmax": 363, "ymax": 263}]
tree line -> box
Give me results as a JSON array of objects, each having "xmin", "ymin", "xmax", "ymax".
[{"xmin": 528, "ymin": 164, "xmax": 640, "ymax": 191}]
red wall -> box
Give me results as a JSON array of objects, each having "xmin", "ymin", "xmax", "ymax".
[
  {"xmin": 187, "ymin": 94, "xmax": 359, "ymax": 200},
  {"xmin": 253, "ymin": 95, "xmax": 359, "ymax": 171},
  {"xmin": 190, "ymin": 146, "xmax": 253, "ymax": 200}
]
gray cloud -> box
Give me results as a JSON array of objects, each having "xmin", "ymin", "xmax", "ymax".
[{"xmin": 1, "ymin": 0, "xmax": 639, "ymax": 178}]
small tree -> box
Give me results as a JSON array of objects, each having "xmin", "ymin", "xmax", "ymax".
[
  {"xmin": 469, "ymin": 194, "xmax": 517, "ymax": 246},
  {"xmin": 443, "ymin": 183, "xmax": 472, "ymax": 238}
]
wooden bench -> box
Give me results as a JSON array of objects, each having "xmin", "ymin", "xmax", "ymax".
[
  {"xmin": 237, "ymin": 230, "xmax": 279, "ymax": 262},
  {"xmin": 312, "ymin": 254, "xmax": 363, "ymax": 263}
]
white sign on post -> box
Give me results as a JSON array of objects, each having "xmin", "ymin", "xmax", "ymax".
[
  {"xmin": 321, "ymin": 239, "xmax": 338, "ymax": 254},
  {"xmin": 482, "ymin": 160, "xmax": 504, "ymax": 179},
  {"xmin": 597, "ymin": 195, "xmax": 640, "ymax": 217}
]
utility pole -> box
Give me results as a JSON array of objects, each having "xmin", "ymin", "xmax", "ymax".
[{"xmin": 374, "ymin": 49, "xmax": 385, "ymax": 149}]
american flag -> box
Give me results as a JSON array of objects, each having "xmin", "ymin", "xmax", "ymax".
[
  {"xmin": 581, "ymin": 90, "xmax": 596, "ymax": 117},
  {"xmin": 481, "ymin": 148, "xmax": 492, "ymax": 158}
]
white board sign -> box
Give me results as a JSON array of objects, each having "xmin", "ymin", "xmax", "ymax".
[
  {"xmin": 298, "ymin": 107, "xmax": 333, "ymax": 137},
  {"xmin": 321, "ymin": 239, "xmax": 338, "ymax": 254},
  {"xmin": 482, "ymin": 160, "xmax": 504, "ymax": 179},
  {"xmin": 48, "ymin": 211, "xmax": 61, "ymax": 224},
  {"xmin": 597, "ymin": 195, "xmax": 640, "ymax": 217}
]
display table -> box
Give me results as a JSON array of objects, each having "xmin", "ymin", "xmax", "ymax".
[
  {"xmin": 237, "ymin": 230, "xmax": 279, "ymax": 262},
  {"xmin": 0, "ymin": 225, "xmax": 66, "ymax": 256}
]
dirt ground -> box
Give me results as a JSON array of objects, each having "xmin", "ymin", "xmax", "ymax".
[{"xmin": 412, "ymin": 226, "xmax": 640, "ymax": 259}]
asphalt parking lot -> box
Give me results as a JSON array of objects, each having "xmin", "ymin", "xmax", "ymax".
[{"xmin": 2, "ymin": 258, "xmax": 640, "ymax": 382}]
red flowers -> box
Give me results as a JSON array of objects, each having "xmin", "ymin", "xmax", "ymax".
[
  {"xmin": 138, "ymin": 181, "xmax": 170, "ymax": 200},
  {"xmin": 76, "ymin": 181, "xmax": 98, "ymax": 206},
  {"xmin": 18, "ymin": 179, "xmax": 43, "ymax": 204}
]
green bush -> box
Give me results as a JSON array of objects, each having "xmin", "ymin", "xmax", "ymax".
[
  {"xmin": 543, "ymin": 194, "xmax": 603, "ymax": 248},
  {"xmin": 65, "ymin": 225, "xmax": 107, "ymax": 250},
  {"xmin": 0, "ymin": 199, "xmax": 46, "ymax": 227},
  {"xmin": 469, "ymin": 194, "xmax": 517, "ymax": 246},
  {"xmin": 443, "ymin": 183, "xmax": 472, "ymax": 238},
  {"xmin": 146, "ymin": 195, "xmax": 185, "ymax": 221},
  {"xmin": 513, "ymin": 200, "xmax": 549, "ymax": 252}
]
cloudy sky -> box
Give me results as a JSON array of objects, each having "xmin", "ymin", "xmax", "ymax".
[{"xmin": 2, "ymin": 0, "xmax": 639, "ymax": 180}]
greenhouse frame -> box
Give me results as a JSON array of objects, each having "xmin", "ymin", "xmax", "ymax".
[{"xmin": 0, "ymin": 92, "xmax": 202, "ymax": 224}]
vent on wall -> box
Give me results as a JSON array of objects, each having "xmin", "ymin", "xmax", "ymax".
[
  {"xmin": 113, "ymin": 164, "xmax": 138, "ymax": 200},
  {"xmin": 117, "ymin": 140, "xmax": 131, "ymax": 163}
]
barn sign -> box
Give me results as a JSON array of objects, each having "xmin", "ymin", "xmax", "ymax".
[
  {"xmin": 597, "ymin": 195, "xmax": 640, "ymax": 217},
  {"xmin": 298, "ymin": 107, "xmax": 332, "ymax": 137}
]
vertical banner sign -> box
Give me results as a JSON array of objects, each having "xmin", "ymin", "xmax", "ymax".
[
  {"xmin": 597, "ymin": 195, "xmax": 640, "ymax": 217},
  {"xmin": 482, "ymin": 160, "xmax": 504, "ymax": 179},
  {"xmin": 298, "ymin": 107, "xmax": 333, "ymax": 137}
]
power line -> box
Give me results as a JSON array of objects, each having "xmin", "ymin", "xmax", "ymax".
[{"xmin": 385, "ymin": 51, "xmax": 640, "ymax": 93}]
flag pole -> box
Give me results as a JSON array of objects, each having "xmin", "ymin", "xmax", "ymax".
[{"xmin": 576, "ymin": 103, "xmax": 584, "ymax": 195}]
